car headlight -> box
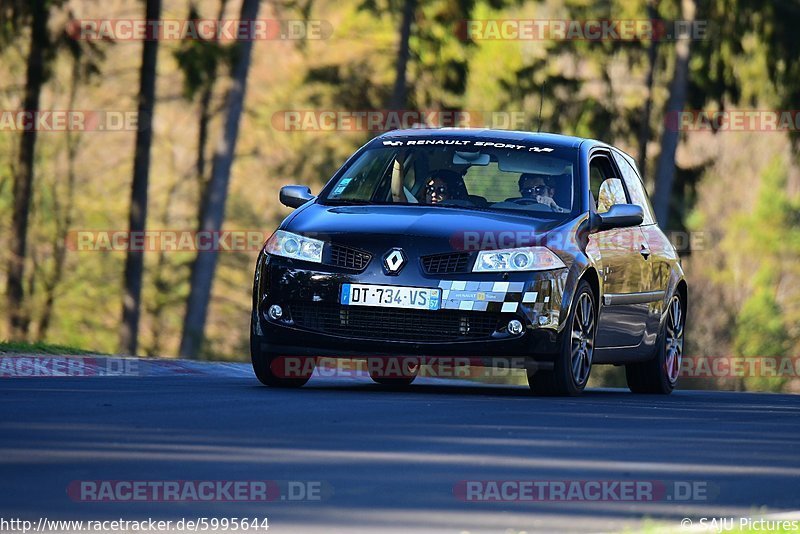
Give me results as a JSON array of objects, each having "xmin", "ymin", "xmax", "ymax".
[
  {"xmin": 264, "ymin": 230, "xmax": 324, "ymax": 263},
  {"xmin": 473, "ymin": 246, "xmax": 566, "ymax": 272}
]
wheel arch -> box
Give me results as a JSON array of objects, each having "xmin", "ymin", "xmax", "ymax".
[
  {"xmin": 656, "ymin": 276, "xmax": 688, "ymax": 336},
  {"xmin": 559, "ymin": 264, "xmax": 601, "ymax": 331},
  {"xmin": 580, "ymin": 266, "xmax": 601, "ymax": 313},
  {"xmin": 675, "ymin": 278, "xmax": 688, "ymax": 311}
]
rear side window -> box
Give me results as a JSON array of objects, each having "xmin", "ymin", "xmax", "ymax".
[{"xmin": 612, "ymin": 151, "xmax": 656, "ymax": 225}]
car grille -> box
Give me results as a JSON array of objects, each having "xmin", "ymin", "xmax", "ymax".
[
  {"xmin": 327, "ymin": 244, "xmax": 372, "ymax": 271},
  {"xmin": 421, "ymin": 252, "xmax": 471, "ymax": 274},
  {"xmin": 289, "ymin": 303, "xmax": 501, "ymax": 342}
]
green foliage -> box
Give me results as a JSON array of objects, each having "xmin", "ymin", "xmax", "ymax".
[
  {"xmin": 470, "ymin": 0, "xmax": 662, "ymax": 145},
  {"xmin": 729, "ymin": 158, "xmax": 800, "ymax": 391},
  {"xmin": 172, "ymin": 5, "xmax": 233, "ymax": 101},
  {"xmin": 734, "ymin": 270, "xmax": 788, "ymax": 357},
  {"xmin": 750, "ymin": 1, "xmax": 800, "ymax": 148},
  {"xmin": 0, "ymin": 340, "xmax": 104, "ymax": 355},
  {"xmin": 407, "ymin": 0, "xmax": 475, "ymax": 109},
  {"xmin": 689, "ymin": 0, "xmax": 800, "ymax": 148}
]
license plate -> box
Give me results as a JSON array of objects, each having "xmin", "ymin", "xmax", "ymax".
[{"xmin": 341, "ymin": 284, "xmax": 441, "ymax": 311}]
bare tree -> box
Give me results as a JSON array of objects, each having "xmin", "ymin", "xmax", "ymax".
[
  {"xmin": 146, "ymin": 0, "xmax": 229, "ymax": 355},
  {"xmin": 119, "ymin": 0, "xmax": 162, "ymax": 355},
  {"xmin": 39, "ymin": 29, "xmax": 85, "ymax": 339},
  {"xmin": 6, "ymin": 0, "xmax": 51, "ymax": 340},
  {"xmin": 636, "ymin": 0, "xmax": 660, "ymax": 175},
  {"xmin": 179, "ymin": 0, "xmax": 261, "ymax": 359},
  {"xmin": 196, "ymin": 0, "xmax": 230, "ymax": 193},
  {"xmin": 653, "ymin": 0, "xmax": 695, "ymax": 228},
  {"xmin": 389, "ymin": 0, "xmax": 415, "ymax": 110},
  {"xmin": 173, "ymin": 0, "xmax": 231, "ymax": 196}
]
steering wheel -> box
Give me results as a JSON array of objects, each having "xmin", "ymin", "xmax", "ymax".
[
  {"xmin": 437, "ymin": 199, "xmax": 475, "ymax": 208},
  {"xmin": 509, "ymin": 197, "xmax": 543, "ymax": 206}
]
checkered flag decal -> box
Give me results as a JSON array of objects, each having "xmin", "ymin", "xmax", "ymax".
[{"xmin": 438, "ymin": 279, "xmax": 551, "ymax": 313}]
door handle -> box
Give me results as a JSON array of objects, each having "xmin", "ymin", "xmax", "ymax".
[{"xmin": 640, "ymin": 244, "xmax": 651, "ymax": 259}]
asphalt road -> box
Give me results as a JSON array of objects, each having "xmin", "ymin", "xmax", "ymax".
[{"xmin": 1, "ymin": 360, "xmax": 799, "ymax": 533}]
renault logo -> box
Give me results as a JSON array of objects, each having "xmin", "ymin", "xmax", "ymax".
[{"xmin": 383, "ymin": 248, "xmax": 406, "ymax": 275}]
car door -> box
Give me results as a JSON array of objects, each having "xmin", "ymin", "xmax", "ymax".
[
  {"xmin": 612, "ymin": 150, "xmax": 673, "ymax": 344},
  {"xmin": 586, "ymin": 151, "xmax": 650, "ymax": 349}
]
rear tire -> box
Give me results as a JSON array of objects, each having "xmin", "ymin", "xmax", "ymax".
[
  {"xmin": 625, "ymin": 292, "xmax": 684, "ymax": 394},
  {"xmin": 529, "ymin": 280, "xmax": 596, "ymax": 396}
]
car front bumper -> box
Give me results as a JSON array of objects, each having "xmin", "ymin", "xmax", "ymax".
[{"xmin": 252, "ymin": 253, "xmax": 569, "ymax": 363}]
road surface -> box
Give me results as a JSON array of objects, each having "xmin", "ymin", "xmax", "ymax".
[{"xmin": 1, "ymin": 358, "xmax": 799, "ymax": 533}]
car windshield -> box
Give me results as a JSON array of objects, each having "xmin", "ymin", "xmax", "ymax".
[{"xmin": 321, "ymin": 139, "xmax": 578, "ymax": 218}]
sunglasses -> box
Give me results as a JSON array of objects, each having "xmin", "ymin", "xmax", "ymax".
[
  {"xmin": 426, "ymin": 185, "xmax": 448, "ymax": 195},
  {"xmin": 521, "ymin": 185, "xmax": 548, "ymax": 197}
]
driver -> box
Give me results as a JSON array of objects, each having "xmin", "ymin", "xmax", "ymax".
[
  {"xmin": 424, "ymin": 169, "xmax": 467, "ymax": 205},
  {"xmin": 518, "ymin": 173, "xmax": 568, "ymax": 213}
]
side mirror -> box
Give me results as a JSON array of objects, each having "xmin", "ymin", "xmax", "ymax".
[
  {"xmin": 598, "ymin": 204, "xmax": 644, "ymax": 231},
  {"xmin": 280, "ymin": 185, "xmax": 314, "ymax": 209}
]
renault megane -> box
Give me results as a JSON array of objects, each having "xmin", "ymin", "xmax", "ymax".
[{"xmin": 251, "ymin": 129, "xmax": 686, "ymax": 396}]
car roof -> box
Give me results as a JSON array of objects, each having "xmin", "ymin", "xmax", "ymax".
[{"xmin": 376, "ymin": 128, "xmax": 607, "ymax": 150}]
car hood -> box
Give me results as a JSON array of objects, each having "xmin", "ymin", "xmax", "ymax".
[{"xmin": 283, "ymin": 203, "xmax": 568, "ymax": 253}]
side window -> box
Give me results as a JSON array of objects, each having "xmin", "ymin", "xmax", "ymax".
[
  {"xmin": 612, "ymin": 151, "xmax": 656, "ymax": 225},
  {"xmin": 589, "ymin": 154, "xmax": 628, "ymax": 213},
  {"xmin": 589, "ymin": 161, "xmax": 605, "ymax": 201}
]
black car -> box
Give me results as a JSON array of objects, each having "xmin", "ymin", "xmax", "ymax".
[{"xmin": 251, "ymin": 129, "xmax": 686, "ymax": 395}]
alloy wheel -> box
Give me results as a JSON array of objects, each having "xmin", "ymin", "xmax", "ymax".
[
  {"xmin": 570, "ymin": 292, "xmax": 595, "ymax": 385},
  {"xmin": 664, "ymin": 295, "xmax": 684, "ymax": 383}
]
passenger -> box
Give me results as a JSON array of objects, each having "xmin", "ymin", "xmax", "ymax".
[{"xmin": 424, "ymin": 169, "xmax": 468, "ymax": 205}]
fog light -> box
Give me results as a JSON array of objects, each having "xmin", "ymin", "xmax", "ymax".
[
  {"xmin": 507, "ymin": 319, "xmax": 523, "ymax": 335},
  {"xmin": 268, "ymin": 305, "xmax": 283, "ymax": 320}
]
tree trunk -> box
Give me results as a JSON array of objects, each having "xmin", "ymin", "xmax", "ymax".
[
  {"xmin": 653, "ymin": 0, "xmax": 695, "ymax": 229},
  {"xmin": 179, "ymin": 0, "xmax": 261, "ymax": 359},
  {"xmin": 196, "ymin": 0, "xmax": 229, "ymax": 195},
  {"xmin": 38, "ymin": 42, "xmax": 82, "ymax": 341},
  {"xmin": 6, "ymin": 0, "xmax": 49, "ymax": 341},
  {"xmin": 389, "ymin": 0, "xmax": 415, "ymax": 110},
  {"xmin": 119, "ymin": 0, "xmax": 162, "ymax": 355},
  {"xmin": 636, "ymin": 0, "xmax": 659, "ymax": 175},
  {"xmin": 145, "ymin": 180, "xmax": 181, "ymax": 357}
]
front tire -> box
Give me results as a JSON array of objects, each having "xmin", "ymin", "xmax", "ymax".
[
  {"xmin": 529, "ymin": 280, "xmax": 596, "ymax": 396},
  {"xmin": 369, "ymin": 357, "xmax": 419, "ymax": 387},
  {"xmin": 625, "ymin": 292, "xmax": 684, "ymax": 394},
  {"xmin": 250, "ymin": 325, "xmax": 314, "ymax": 387}
]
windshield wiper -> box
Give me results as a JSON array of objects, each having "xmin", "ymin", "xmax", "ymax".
[{"xmin": 323, "ymin": 199, "xmax": 374, "ymax": 205}]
